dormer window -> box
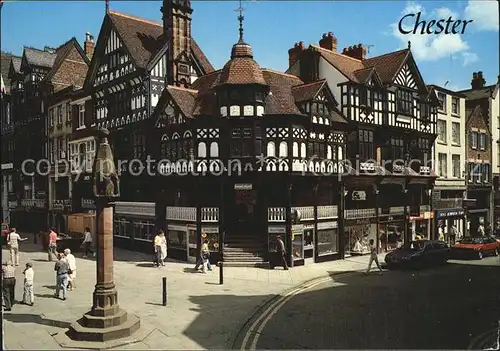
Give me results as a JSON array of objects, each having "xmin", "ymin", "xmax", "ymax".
[{"xmin": 396, "ymin": 89, "xmax": 413, "ymax": 115}]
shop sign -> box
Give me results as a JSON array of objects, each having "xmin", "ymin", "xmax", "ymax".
[
  {"xmin": 234, "ymin": 183, "xmax": 252, "ymax": 190},
  {"xmin": 268, "ymin": 226, "xmax": 286, "ymax": 234},
  {"xmin": 167, "ymin": 224, "xmax": 187, "ymax": 231},
  {"xmin": 436, "ymin": 209, "xmax": 465, "ymax": 219},
  {"xmin": 345, "ymin": 218, "xmax": 373, "ymax": 226},
  {"xmin": 379, "ymin": 214, "xmax": 405, "ymax": 223},
  {"xmin": 352, "ymin": 191, "xmax": 367, "ymax": 201},
  {"xmin": 409, "ymin": 212, "xmax": 434, "ymax": 221},
  {"xmin": 317, "ymin": 221, "xmax": 337, "ymax": 230},
  {"xmin": 201, "ymin": 226, "xmax": 218, "ymax": 233}
]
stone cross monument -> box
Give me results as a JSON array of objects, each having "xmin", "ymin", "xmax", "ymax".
[{"xmin": 66, "ymin": 128, "xmax": 140, "ymax": 343}]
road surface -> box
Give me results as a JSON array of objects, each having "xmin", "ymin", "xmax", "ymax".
[{"xmin": 237, "ymin": 257, "xmax": 500, "ymax": 349}]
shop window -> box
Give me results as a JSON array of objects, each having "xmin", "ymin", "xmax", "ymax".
[
  {"xmin": 113, "ymin": 217, "xmax": 132, "ymax": 238},
  {"xmin": 133, "ymin": 220, "xmax": 155, "ymax": 240},
  {"xmin": 317, "ymin": 229, "xmax": 338, "ymax": 256},
  {"xmin": 167, "ymin": 230, "xmax": 187, "ymax": 250}
]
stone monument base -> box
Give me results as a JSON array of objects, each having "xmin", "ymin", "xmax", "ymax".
[{"xmin": 53, "ymin": 313, "xmax": 152, "ymax": 350}]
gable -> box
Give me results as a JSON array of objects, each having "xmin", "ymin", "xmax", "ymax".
[
  {"xmin": 105, "ymin": 29, "xmax": 123, "ymax": 55},
  {"xmin": 150, "ymin": 50, "xmax": 168, "ymax": 79},
  {"xmin": 154, "ymin": 98, "xmax": 185, "ymax": 129},
  {"xmin": 394, "ymin": 63, "xmax": 417, "ymax": 90},
  {"xmin": 52, "ymin": 46, "xmax": 89, "ymax": 91},
  {"xmin": 89, "ymin": 22, "xmax": 137, "ymax": 88}
]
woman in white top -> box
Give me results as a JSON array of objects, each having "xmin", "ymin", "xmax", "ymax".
[
  {"xmin": 81, "ymin": 227, "xmax": 95, "ymax": 258},
  {"xmin": 64, "ymin": 248, "xmax": 77, "ymax": 290},
  {"xmin": 22, "ymin": 262, "xmax": 35, "ymax": 305}
]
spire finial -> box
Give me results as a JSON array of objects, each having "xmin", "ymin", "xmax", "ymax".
[
  {"xmin": 408, "ymin": 40, "xmax": 411, "ymax": 49},
  {"xmin": 105, "ymin": 0, "xmax": 109, "ymax": 14},
  {"xmin": 235, "ymin": 0, "xmax": 245, "ymax": 42}
]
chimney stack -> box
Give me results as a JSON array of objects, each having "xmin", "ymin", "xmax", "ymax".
[
  {"xmin": 471, "ymin": 71, "xmax": 486, "ymax": 90},
  {"xmin": 342, "ymin": 44, "xmax": 367, "ymax": 60},
  {"xmin": 288, "ymin": 41, "xmax": 306, "ymax": 68},
  {"xmin": 84, "ymin": 32, "xmax": 95, "ymax": 60},
  {"xmin": 319, "ymin": 32, "xmax": 337, "ymax": 51}
]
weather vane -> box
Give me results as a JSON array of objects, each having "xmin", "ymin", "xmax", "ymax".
[{"xmin": 235, "ymin": 0, "xmax": 245, "ymax": 41}]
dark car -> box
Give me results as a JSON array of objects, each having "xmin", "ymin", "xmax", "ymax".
[{"xmin": 385, "ymin": 240, "xmax": 449, "ymax": 269}]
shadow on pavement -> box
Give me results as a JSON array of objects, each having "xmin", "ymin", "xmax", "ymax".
[
  {"xmin": 182, "ymin": 260, "xmax": 500, "ymax": 350},
  {"xmin": 3, "ymin": 313, "xmax": 71, "ymax": 329},
  {"xmin": 35, "ymin": 293, "xmax": 56, "ymax": 299},
  {"xmin": 145, "ymin": 302, "xmax": 164, "ymax": 307},
  {"xmin": 136, "ymin": 263, "xmax": 155, "ymax": 268}
]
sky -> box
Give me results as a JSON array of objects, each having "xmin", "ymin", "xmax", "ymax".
[{"xmin": 1, "ymin": 0, "xmax": 498, "ymax": 91}]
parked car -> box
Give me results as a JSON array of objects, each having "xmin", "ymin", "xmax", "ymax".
[
  {"xmin": 1, "ymin": 222, "xmax": 10, "ymax": 246},
  {"xmin": 385, "ymin": 240, "xmax": 449, "ymax": 269},
  {"xmin": 451, "ymin": 236, "xmax": 499, "ymax": 259}
]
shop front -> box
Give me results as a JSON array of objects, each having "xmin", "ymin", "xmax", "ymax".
[
  {"xmin": 434, "ymin": 208, "xmax": 465, "ymax": 244},
  {"xmin": 344, "ymin": 214, "xmax": 377, "ymax": 256},
  {"xmin": 378, "ymin": 214, "xmax": 406, "ymax": 252},
  {"xmin": 113, "ymin": 201, "xmax": 157, "ymax": 252},
  {"xmin": 409, "ymin": 208, "xmax": 433, "ymax": 240}
]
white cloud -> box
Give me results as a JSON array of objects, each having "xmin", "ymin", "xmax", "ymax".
[
  {"xmin": 464, "ymin": 0, "xmax": 499, "ymax": 32},
  {"xmin": 391, "ymin": 1, "xmax": 478, "ymax": 63},
  {"xmin": 462, "ymin": 52, "xmax": 479, "ymax": 66}
]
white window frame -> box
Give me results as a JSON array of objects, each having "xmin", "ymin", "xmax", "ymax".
[
  {"xmin": 437, "ymin": 120, "xmax": 446, "ymax": 143},
  {"xmin": 78, "ymin": 104, "xmax": 86, "ymax": 128}
]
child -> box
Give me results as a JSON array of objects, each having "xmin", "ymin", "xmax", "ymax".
[{"xmin": 22, "ymin": 262, "xmax": 34, "ymax": 306}]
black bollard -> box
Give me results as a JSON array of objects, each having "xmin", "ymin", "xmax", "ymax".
[
  {"xmin": 219, "ymin": 261, "xmax": 223, "ymax": 285},
  {"xmin": 162, "ymin": 276, "xmax": 167, "ymax": 306}
]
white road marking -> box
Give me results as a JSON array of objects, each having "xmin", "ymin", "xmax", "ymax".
[{"xmin": 240, "ymin": 275, "xmax": 339, "ymax": 350}]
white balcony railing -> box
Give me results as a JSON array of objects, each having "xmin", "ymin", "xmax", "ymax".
[
  {"xmin": 21, "ymin": 199, "xmax": 46, "ymax": 208},
  {"xmin": 166, "ymin": 207, "xmax": 197, "ymax": 222},
  {"xmin": 389, "ymin": 206, "xmax": 405, "ymax": 215},
  {"xmin": 293, "ymin": 206, "xmax": 314, "ymax": 221},
  {"xmin": 201, "ymin": 207, "xmax": 219, "ymax": 222},
  {"xmin": 268, "ymin": 207, "xmax": 286, "ymax": 222},
  {"xmin": 81, "ymin": 198, "xmax": 95, "ymax": 209},
  {"xmin": 345, "ymin": 208, "xmax": 376, "ymax": 219},
  {"xmin": 317, "ymin": 205, "xmax": 338, "ymax": 219}
]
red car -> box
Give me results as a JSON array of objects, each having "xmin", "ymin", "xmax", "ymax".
[
  {"xmin": 451, "ymin": 237, "xmax": 500, "ymax": 259},
  {"xmin": 1, "ymin": 222, "xmax": 10, "ymax": 245}
]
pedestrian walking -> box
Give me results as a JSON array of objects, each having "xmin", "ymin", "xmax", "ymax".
[
  {"xmin": 276, "ymin": 235, "xmax": 289, "ymax": 270},
  {"xmin": 81, "ymin": 227, "xmax": 95, "ymax": 258},
  {"xmin": 2, "ymin": 261, "xmax": 16, "ymax": 311},
  {"xmin": 22, "ymin": 262, "xmax": 34, "ymax": 306},
  {"xmin": 194, "ymin": 237, "xmax": 212, "ymax": 272},
  {"xmin": 365, "ymin": 239, "xmax": 383, "ymax": 275},
  {"xmin": 159, "ymin": 230, "xmax": 167, "ymax": 266},
  {"xmin": 7, "ymin": 228, "xmax": 28, "ymax": 266},
  {"xmin": 449, "ymin": 225, "xmax": 458, "ymax": 245},
  {"xmin": 47, "ymin": 228, "xmax": 58, "ymax": 261},
  {"xmin": 64, "ymin": 249, "xmax": 77, "ymax": 291},
  {"xmin": 54, "ymin": 253, "xmax": 69, "ymax": 300},
  {"xmin": 153, "ymin": 231, "xmax": 163, "ymax": 267}
]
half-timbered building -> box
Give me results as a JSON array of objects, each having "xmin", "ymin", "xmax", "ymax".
[
  {"xmin": 41, "ymin": 36, "xmax": 90, "ymax": 233},
  {"xmin": 147, "ymin": 15, "xmax": 350, "ymax": 267},
  {"xmin": 70, "ymin": 1, "xmax": 214, "ymax": 246},
  {"xmin": 287, "ymin": 34, "xmax": 438, "ymax": 254},
  {"xmin": 7, "ymin": 46, "xmax": 57, "ymax": 231},
  {"xmin": 1, "ymin": 52, "xmax": 20, "ymax": 223}
]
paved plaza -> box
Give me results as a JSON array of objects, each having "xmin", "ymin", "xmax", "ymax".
[{"xmin": 2, "ymin": 234, "xmax": 378, "ymax": 350}]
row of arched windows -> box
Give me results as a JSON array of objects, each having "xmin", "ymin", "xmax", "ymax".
[{"xmin": 266, "ymin": 141, "xmax": 343, "ymax": 160}]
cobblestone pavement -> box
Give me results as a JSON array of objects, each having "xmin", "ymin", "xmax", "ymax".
[{"xmin": 2, "ymin": 235, "xmax": 380, "ymax": 350}]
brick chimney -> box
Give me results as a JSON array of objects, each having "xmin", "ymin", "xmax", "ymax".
[
  {"xmin": 319, "ymin": 32, "xmax": 337, "ymax": 51},
  {"xmin": 288, "ymin": 41, "xmax": 306, "ymax": 68},
  {"xmin": 342, "ymin": 43, "xmax": 367, "ymax": 60},
  {"xmin": 84, "ymin": 32, "xmax": 95, "ymax": 60},
  {"xmin": 471, "ymin": 71, "xmax": 486, "ymax": 90}
]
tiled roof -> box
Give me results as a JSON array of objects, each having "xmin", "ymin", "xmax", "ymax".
[
  {"xmin": 23, "ymin": 47, "xmax": 56, "ymax": 68},
  {"xmin": 459, "ymin": 85, "xmax": 496, "ymax": 100},
  {"xmin": 353, "ymin": 67, "xmax": 375, "ymax": 83},
  {"xmin": 11, "ymin": 57, "xmax": 21, "ymax": 74},
  {"xmin": 292, "ymin": 80, "xmax": 326, "ymax": 102},
  {"xmin": 217, "ymin": 40, "xmax": 267, "ymax": 86},
  {"xmin": 310, "ymin": 45, "xmax": 363, "ymax": 81},
  {"xmin": 363, "ymin": 49, "xmax": 409, "ymax": 83},
  {"xmin": 155, "ymin": 68, "xmax": 348, "ymax": 121},
  {"xmin": 167, "ymin": 85, "xmax": 197, "ymax": 118},
  {"xmin": 1, "ymin": 53, "xmax": 19, "ymax": 94},
  {"xmin": 309, "ymin": 44, "xmax": 410, "ymax": 85},
  {"xmin": 108, "ymin": 11, "xmax": 214, "ymax": 72}
]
